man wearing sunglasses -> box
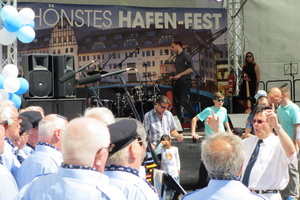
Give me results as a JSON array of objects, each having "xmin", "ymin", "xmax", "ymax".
[
  {"xmin": 143, "ymin": 95, "xmax": 183, "ymax": 149},
  {"xmin": 242, "ymin": 105, "xmax": 296, "ymax": 200}
]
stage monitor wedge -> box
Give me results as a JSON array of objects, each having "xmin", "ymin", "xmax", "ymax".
[
  {"xmin": 53, "ymin": 54, "xmax": 76, "ymax": 98},
  {"xmin": 22, "ymin": 54, "xmax": 54, "ymax": 98}
]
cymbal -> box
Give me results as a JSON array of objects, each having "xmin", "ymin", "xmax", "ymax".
[{"xmin": 87, "ymin": 70, "xmax": 108, "ymax": 76}]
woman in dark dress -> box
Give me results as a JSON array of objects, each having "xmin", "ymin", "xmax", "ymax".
[{"xmin": 238, "ymin": 52, "xmax": 260, "ymax": 112}]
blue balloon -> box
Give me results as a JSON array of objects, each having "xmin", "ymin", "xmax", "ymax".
[
  {"xmin": 25, "ymin": 20, "xmax": 35, "ymax": 29},
  {"xmin": 15, "ymin": 78, "xmax": 29, "ymax": 95},
  {"xmin": 4, "ymin": 15, "xmax": 21, "ymax": 32},
  {"xmin": 17, "ymin": 26, "xmax": 35, "ymax": 43},
  {"xmin": 8, "ymin": 93, "xmax": 21, "ymax": 108},
  {"xmin": 0, "ymin": 74, "xmax": 4, "ymax": 89}
]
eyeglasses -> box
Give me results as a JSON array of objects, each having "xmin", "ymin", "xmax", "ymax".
[
  {"xmin": 159, "ymin": 104, "xmax": 168, "ymax": 109},
  {"xmin": 0, "ymin": 120, "xmax": 7, "ymax": 125},
  {"xmin": 252, "ymin": 119, "xmax": 268, "ymax": 125},
  {"xmin": 98, "ymin": 143, "xmax": 115, "ymax": 154},
  {"xmin": 215, "ymin": 99, "xmax": 224, "ymax": 102}
]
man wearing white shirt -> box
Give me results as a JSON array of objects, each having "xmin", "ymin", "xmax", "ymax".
[{"xmin": 242, "ymin": 105, "xmax": 296, "ymax": 200}]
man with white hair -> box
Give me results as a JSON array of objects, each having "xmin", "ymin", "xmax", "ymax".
[
  {"xmin": 0, "ymin": 108, "xmax": 19, "ymax": 200},
  {"xmin": 84, "ymin": 107, "xmax": 115, "ymax": 125},
  {"xmin": 16, "ymin": 114, "xmax": 68, "ymax": 189},
  {"xmin": 18, "ymin": 117, "xmax": 126, "ymax": 200},
  {"xmin": 105, "ymin": 119, "xmax": 160, "ymax": 200},
  {"xmin": 0, "ymin": 100, "xmax": 22, "ymax": 179},
  {"xmin": 182, "ymin": 133, "xmax": 265, "ymax": 200}
]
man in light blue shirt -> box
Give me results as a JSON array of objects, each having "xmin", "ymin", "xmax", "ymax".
[
  {"xmin": 182, "ymin": 133, "xmax": 265, "ymax": 200},
  {"xmin": 0, "ymin": 109, "xmax": 19, "ymax": 200},
  {"xmin": 17, "ymin": 114, "xmax": 68, "ymax": 189},
  {"xmin": 18, "ymin": 117, "xmax": 126, "ymax": 200},
  {"xmin": 0, "ymin": 100, "xmax": 22, "ymax": 179},
  {"xmin": 105, "ymin": 119, "xmax": 160, "ymax": 200}
]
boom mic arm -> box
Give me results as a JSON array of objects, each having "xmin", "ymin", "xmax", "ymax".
[
  {"xmin": 77, "ymin": 68, "xmax": 136, "ymax": 85},
  {"xmin": 59, "ymin": 59, "xmax": 99, "ymax": 83}
]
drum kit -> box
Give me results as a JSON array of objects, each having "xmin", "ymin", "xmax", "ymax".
[{"xmin": 87, "ymin": 69, "xmax": 161, "ymax": 118}]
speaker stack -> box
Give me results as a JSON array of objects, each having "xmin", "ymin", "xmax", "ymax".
[{"xmin": 22, "ymin": 54, "xmax": 86, "ymax": 120}]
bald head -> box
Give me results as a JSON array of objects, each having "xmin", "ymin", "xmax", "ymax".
[
  {"xmin": 267, "ymin": 87, "xmax": 282, "ymax": 106},
  {"xmin": 201, "ymin": 133, "xmax": 244, "ymax": 179},
  {"xmin": 62, "ymin": 117, "xmax": 110, "ymax": 172},
  {"xmin": 84, "ymin": 107, "xmax": 115, "ymax": 125}
]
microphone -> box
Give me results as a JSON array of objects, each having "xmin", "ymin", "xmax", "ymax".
[
  {"xmin": 137, "ymin": 46, "xmax": 140, "ymax": 54},
  {"xmin": 59, "ymin": 59, "xmax": 99, "ymax": 83},
  {"xmin": 78, "ymin": 68, "xmax": 136, "ymax": 85}
]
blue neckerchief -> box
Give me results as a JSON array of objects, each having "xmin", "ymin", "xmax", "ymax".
[
  {"xmin": 210, "ymin": 175, "xmax": 241, "ymax": 181},
  {"xmin": 105, "ymin": 165, "xmax": 158, "ymax": 195},
  {"xmin": 0, "ymin": 156, "xmax": 3, "ymax": 165},
  {"xmin": 5, "ymin": 137, "xmax": 18, "ymax": 155},
  {"xmin": 61, "ymin": 162, "xmax": 98, "ymax": 172},
  {"xmin": 37, "ymin": 141, "xmax": 60, "ymax": 152},
  {"xmin": 26, "ymin": 143, "xmax": 35, "ymax": 150}
]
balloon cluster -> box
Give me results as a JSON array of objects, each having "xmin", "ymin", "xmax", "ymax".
[
  {"xmin": 0, "ymin": 64, "xmax": 29, "ymax": 108},
  {"xmin": 0, "ymin": 5, "xmax": 35, "ymax": 45}
]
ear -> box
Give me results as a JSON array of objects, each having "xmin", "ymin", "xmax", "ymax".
[
  {"xmin": 129, "ymin": 142, "xmax": 139, "ymax": 160},
  {"xmin": 94, "ymin": 149, "xmax": 109, "ymax": 173}
]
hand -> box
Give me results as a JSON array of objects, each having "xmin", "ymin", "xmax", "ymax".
[
  {"xmin": 177, "ymin": 134, "xmax": 184, "ymax": 142},
  {"xmin": 206, "ymin": 109, "xmax": 220, "ymax": 133},
  {"xmin": 169, "ymin": 76, "xmax": 174, "ymax": 81},
  {"xmin": 264, "ymin": 103, "xmax": 279, "ymax": 128},
  {"xmin": 192, "ymin": 133, "xmax": 200, "ymax": 140},
  {"xmin": 174, "ymin": 74, "xmax": 181, "ymax": 80}
]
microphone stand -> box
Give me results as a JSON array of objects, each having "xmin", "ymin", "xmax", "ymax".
[
  {"xmin": 81, "ymin": 71, "xmax": 104, "ymax": 107},
  {"xmin": 192, "ymin": 67, "xmax": 201, "ymax": 109},
  {"xmin": 116, "ymin": 46, "xmax": 141, "ymax": 121}
]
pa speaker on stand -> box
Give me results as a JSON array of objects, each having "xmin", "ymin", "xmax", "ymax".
[{"xmin": 22, "ymin": 54, "xmax": 54, "ymax": 98}]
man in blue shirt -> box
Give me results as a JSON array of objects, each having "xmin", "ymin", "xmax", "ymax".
[
  {"xmin": 0, "ymin": 100, "xmax": 22, "ymax": 179},
  {"xmin": 105, "ymin": 119, "xmax": 160, "ymax": 200},
  {"xmin": 182, "ymin": 132, "xmax": 265, "ymax": 200},
  {"xmin": 18, "ymin": 117, "xmax": 126, "ymax": 200},
  {"xmin": 17, "ymin": 114, "xmax": 68, "ymax": 189},
  {"xmin": 0, "ymin": 104, "xmax": 19, "ymax": 200}
]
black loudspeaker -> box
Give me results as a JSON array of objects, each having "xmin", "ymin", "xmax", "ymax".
[
  {"xmin": 23, "ymin": 54, "xmax": 54, "ymax": 98},
  {"xmin": 53, "ymin": 55, "xmax": 76, "ymax": 98},
  {"xmin": 56, "ymin": 98, "xmax": 86, "ymax": 120},
  {"xmin": 22, "ymin": 99, "xmax": 57, "ymax": 116}
]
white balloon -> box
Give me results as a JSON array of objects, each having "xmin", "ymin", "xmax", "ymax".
[
  {"xmin": 0, "ymin": 89, "xmax": 9, "ymax": 100},
  {"xmin": 0, "ymin": 28, "xmax": 17, "ymax": 45},
  {"xmin": 3, "ymin": 77, "xmax": 20, "ymax": 93},
  {"xmin": 18, "ymin": 8, "xmax": 35, "ymax": 25},
  {"xmin": 0, "ymin": 5, "xmax": 18, "ymax": 21},
  {"xmin": 2, "ymin": 64, "xmax": 18, "ymax": 78}
]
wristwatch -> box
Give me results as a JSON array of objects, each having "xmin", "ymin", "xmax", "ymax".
[{"xmin": 274, "ymin": 125, "xmax": 282, "ymax": 131}]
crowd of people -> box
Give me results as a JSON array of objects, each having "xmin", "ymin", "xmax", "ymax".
[{"xmin": 1, "ymin": 40, "xmax": 299, "ymax": 200}]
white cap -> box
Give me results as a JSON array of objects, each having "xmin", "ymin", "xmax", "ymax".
[{"xmin": 254, "ymin": 90, "xmax": 267, "ymax": 101}]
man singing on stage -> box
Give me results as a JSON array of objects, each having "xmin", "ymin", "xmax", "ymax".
[{"xmin": 169, "ymin": 40, "xmax": 198, "ymax": 124}]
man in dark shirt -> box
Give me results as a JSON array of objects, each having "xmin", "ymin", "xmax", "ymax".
[{"xmin": 169, "ymin": 40, "xmax": 198, "ymax": 124}]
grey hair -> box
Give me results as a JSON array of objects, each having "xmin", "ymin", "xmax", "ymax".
[
  {"xmin": 201, "ymin": 132, "xmax": 244, "ymax": 179},
  {"xmin": 62, "ymin": 117, "xmax": 110, "ymax": 166},
  {"xmin": 0, "ymin": 100, "xmax": 18, "ymax": 125},
  {"xmin": 106, "ymin": 119, "xmax": 148, "ymax": 165},
  {"xmin": 38, "ymin": 114, "xmax": 68, "ymax": 140},
  {"xmin": 84, "ymin": 107, "xmax": 115, "ymax": 125}
]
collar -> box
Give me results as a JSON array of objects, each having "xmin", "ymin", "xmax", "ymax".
[
  {"xmin": 26, "ymin": 143, "xmax": 35, "ymax": 150},
  {"xmin": 5, "ymin": 137, "xmax": 16, "ymax": 148},
  {"xmin": 61, "ymin": 162, "xmax": 98, "ymax": 172},
  {"xmin": 37, "ymin": 141, "xmax": 60, "ymax": 152},
  {"xmin": 105, "ymin": 165, "xmax": 139, "ymax": 177},
  {"xmin": 210, "ymin": 175, "xmax": 241, "ymax": 181}
]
